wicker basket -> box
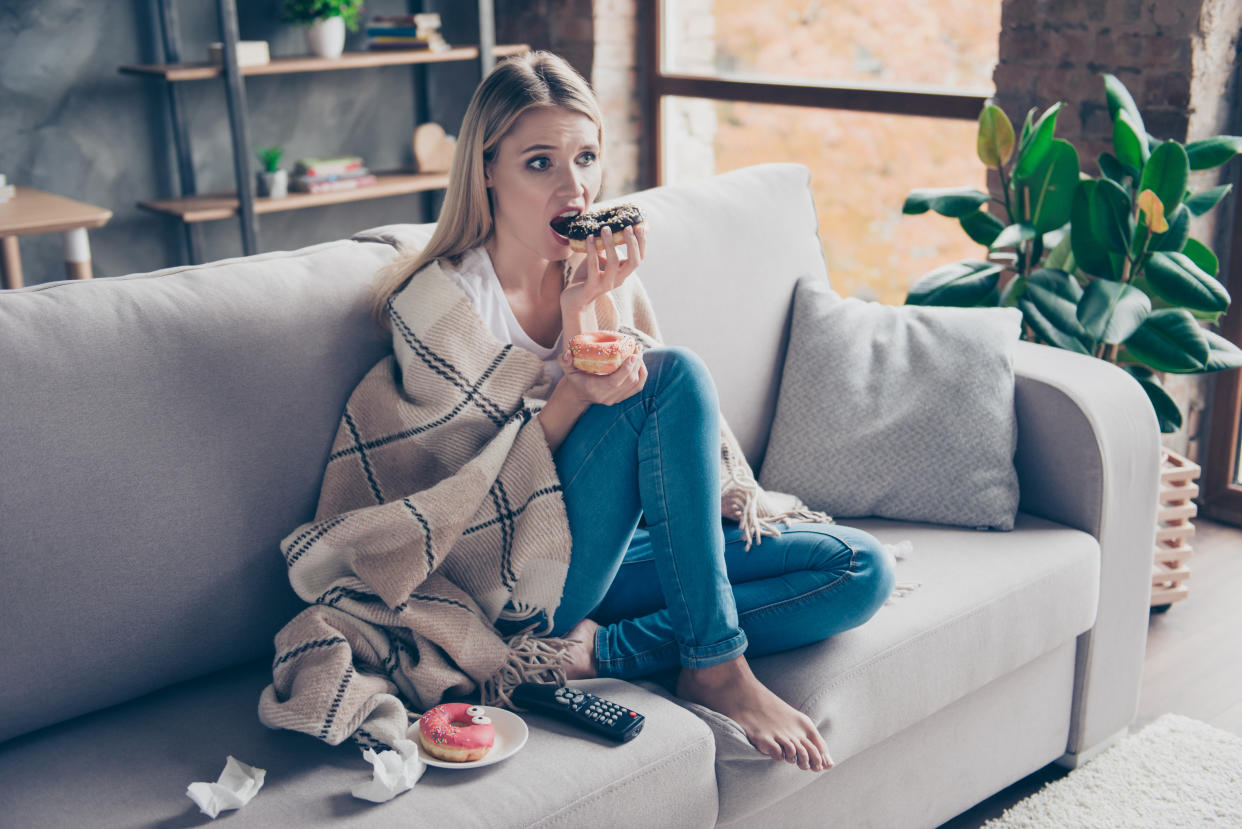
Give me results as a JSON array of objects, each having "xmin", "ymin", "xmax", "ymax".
[{"xmin": 1151, "ymin": 448, "xmax": 1200, "ymax": 610}]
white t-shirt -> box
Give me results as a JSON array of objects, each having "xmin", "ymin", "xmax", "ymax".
[{"xmin": 442, "ymin": 247, "xmax": 565, "ymax": 384}]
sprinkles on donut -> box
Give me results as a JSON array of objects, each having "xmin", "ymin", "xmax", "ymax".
[
  {"xmin": 551, "ymin": 204, "xmax": 645, "ymax": 252},
  {"xmin": 417, "ymin": 703, "xmax": 496, "ymax": 763}
]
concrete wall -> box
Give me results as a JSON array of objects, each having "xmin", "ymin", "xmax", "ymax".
[{"xmin": 1, "ymin": 0, "xmax": 485, "ymax": 285}]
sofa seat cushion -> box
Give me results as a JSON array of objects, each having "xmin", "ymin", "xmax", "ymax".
[
  {"xmin": 644, "ymin": 513, "xmax": 1100, "ymax": 825},
  {"xmin": 0, "ymin": 664, "xmax": 717, "ymax": 829}
]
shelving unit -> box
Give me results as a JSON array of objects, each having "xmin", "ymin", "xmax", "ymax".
[{"xmin": 123, "ymin": 0, "xmax": 522, "ymax": 264}]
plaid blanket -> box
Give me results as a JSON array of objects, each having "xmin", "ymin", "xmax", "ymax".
[{"xmin": 258, "ymin": 261, "xmax": 828, "ymax": 750}]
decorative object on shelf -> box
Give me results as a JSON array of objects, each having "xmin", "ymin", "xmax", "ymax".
[
  {"xmin": 291, "ymin": 156, "xmax": 376, "ymax": 194},
  {"xmin": 256, "ymin": 146, "xmax": 288, "ymax": 199},
  {"xmin": 208, "ymin": 41, "xmax": 271, "ymax": 67},
  {"xmin": 412, "ymin": 123, "xmax": 456, "ymax": 173},
  {"xmin": 1151, "ymin": 448, "xmax": 1201, "ymax": 611},
  {"xmin": 367, "ymin": 12, "xmax": 449, "ymax": 52},
  {"xmin": 0, "ymin": 174, "xmax": 13, "ymax": 204},
  {"xmin": 280, "ymin": 0, "xmax": 364, "ymax": 59},
  {"xmin": 902, "ymin": 72, "xmax": 1242, "ymax": 434}
]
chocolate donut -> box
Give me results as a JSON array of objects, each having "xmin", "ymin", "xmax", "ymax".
[{"xmin": 551, "ymin": 204, "xmax": 645, "ymax": 252}]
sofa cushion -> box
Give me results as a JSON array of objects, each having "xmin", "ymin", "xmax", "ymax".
[
  {"xmin": 0, "ymin": 240, "xmax": 395, "ymax": 742},
  {"xmin": 355, "ymin": 162, "xmax": 829, "ymax": 470},
  {"xmin": 760, "ymin": 276, "xmax": 1023, "ymax": 530},
  {"xmin": 643, "ymin": 513, "xmax": 1100, "ymax": 825},
  {"xmin": 0, "ymin": 666, "xmax": 717, "ymax": 829}
]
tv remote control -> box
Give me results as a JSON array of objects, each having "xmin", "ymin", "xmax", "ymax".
[{"xmin": 511, "ymin": 683, "xmax": 645, "ymax": 743}]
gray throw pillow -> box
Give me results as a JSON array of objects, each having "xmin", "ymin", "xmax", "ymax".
[{"xmin": 759, "ymin": 276, "xmax": 1023, "ymax": 530}]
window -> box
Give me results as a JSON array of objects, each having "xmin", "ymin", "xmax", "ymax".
[{"xmin": 649, "ymin": 0, "xmax": 1000, "ymax": 303}]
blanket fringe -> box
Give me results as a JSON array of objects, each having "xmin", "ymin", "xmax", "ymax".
[
  {"xmin": 482, "ymin": 629, "xmax": 576, "ymax": 709},
  {"xmin": 722, "ymin": 467, "xmax": 833, "ymax": 552}
]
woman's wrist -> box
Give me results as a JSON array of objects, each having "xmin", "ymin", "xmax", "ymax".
[{"xmin": 536, "ymin": 377, "xmax": 590, "ymax": 452}]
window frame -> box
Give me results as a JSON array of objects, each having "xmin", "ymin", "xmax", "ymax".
[
  {"xmin": 1202, "ymin": 176, "xmax": 1242, "ymax": 526},
  {"xmin": 641, "ymin": 1, "xmax": 991, "ymax": 186}
]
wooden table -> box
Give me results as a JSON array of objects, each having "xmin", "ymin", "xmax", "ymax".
[{"xmin": 0, "ymin": 187, "xmax": 113, "ymax": 289}]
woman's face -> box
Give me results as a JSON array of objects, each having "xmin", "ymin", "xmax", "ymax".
[{"xmin": 485, "ymin": 105, "xmax": 602, "ymax": 263}]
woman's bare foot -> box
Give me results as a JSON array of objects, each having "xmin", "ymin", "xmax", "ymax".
[
  {"xmin": 562, "ymin": 618, "xmax": 599, "ymax": 680},
  {"xmin": 676, "ymin": 655, "xmax": 832, "ymax": 772}
]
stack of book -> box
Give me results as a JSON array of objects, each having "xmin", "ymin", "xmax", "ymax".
[
  {"xmin": 290, "ymin": 157, "xmax": 377, "ymax": 194},
  {"xmin": 366, "ymin": 13, "xmax": 449, "ymax": 52}
]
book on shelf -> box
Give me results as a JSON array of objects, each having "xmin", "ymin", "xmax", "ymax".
[
  {"xmin": 207, "ymin": 41, "xmax": 270, "ymax": 67},
  {"xmin": 297, "ymin": 169, "xmax": 373, "ymax": 185},
  {"xmin": 370, "ymin": 13, "xmax": 442, "ymax": 28},
  {"xmin": 367, "ymin": 36, "xmax": 450, "ymax": 52},
  {"xmin": 290, "ymin": 174, "xmax": 378, "ymax": 195},
  {"xmin": 293, "ymin": 156, "xmax": 365, "ymax": 177}
]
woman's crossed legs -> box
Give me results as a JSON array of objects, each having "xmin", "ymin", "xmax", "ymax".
[{"xmin": 545, "ymin": 347, "xmax": 894, "ymax": 770}]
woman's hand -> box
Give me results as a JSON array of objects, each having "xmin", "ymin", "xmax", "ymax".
[
  {"xmin": 556, "ymin": 349, "xmax": 647, "ymax": 408},
  {"xmin": 560, "ymin": 224, "xmax": 648, "ymax": 322}
]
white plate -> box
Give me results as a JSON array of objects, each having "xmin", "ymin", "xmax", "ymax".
[{"xmin": 417, "ymin": 706, "xmax": 529, "ymax": 769}]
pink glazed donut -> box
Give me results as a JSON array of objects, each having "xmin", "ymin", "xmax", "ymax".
[{"xmin": 418, "ymin": 703, "xmax": 495, "ymax": 762}]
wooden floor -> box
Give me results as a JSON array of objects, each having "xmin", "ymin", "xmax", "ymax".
[{"xmin": 938, "ymin": 517, "xmax": 1242, "ymax": 828}]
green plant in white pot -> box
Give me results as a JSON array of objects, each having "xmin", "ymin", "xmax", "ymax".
[
  {"xmin": 281, "ymin": 0, "xmax": 363, "ymax": 59},
  {"xmin": 903, "ymin": 73, "xmax": 1242, "ymax": 435},
  {"xmin": 256, "ymin": 145, "xmax": 287, "ymax": 198}
]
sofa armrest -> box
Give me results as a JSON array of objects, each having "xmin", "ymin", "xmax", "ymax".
[{"xmin": 1012, "ymin": 340, "xmax": 1161, "ymax": 761}]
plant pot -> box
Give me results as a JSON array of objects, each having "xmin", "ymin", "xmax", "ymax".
[
  {"xmin": 257, "ymin": 169, "xmax": 288, "ymax": 199},
  {"xmin": 305, "ymin": 16, "xmax": 346, "ymax": 59},
  {"xmin": 1151, "ymin": 448, "xmax": 1201, "ymax": 612}
]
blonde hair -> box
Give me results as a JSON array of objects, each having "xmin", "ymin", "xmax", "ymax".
[{"xmin": 370, "ymin": 51, "xmax": 604, "ymax": 328}]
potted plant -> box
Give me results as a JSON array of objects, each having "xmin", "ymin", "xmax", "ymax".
[
  {"xmin": 902, "ymin": 74, "xmax": 1242, "ymax": 610},
  {"xmin": 280, "ymin": 0, "xmax": 364, "ymax": 59},
  {"xmin": 903, "ymin": 73, "xmax": 1242, "ymax": 435},
  {"xmin": 256, "ymin": 146, "xmax": 287, "ymax": 198}
]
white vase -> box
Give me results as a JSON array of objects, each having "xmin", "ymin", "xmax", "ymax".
[
  {"xmin": 257, "ymin": 170, "xmax": 288, "ymax": 199},
  {"xmin": 305, "ymin": 16, "xmax": 346, "ymax": 59}
]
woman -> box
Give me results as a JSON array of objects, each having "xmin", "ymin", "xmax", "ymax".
[{"xmin": 366, "ymin": 51, "xmax": 895, "ymax": 773}]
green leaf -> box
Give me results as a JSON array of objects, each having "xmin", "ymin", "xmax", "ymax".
[
  {"xmin": 1143, "ymin": 251, "xmax": 1231, "ymax": 313},
  {"xmin": 1090, "ymin": 178, "xmax": 1135, "ymax": 256},
  {"xmin": 1098, "ymin": 152, "xmax": 1139, "ymax": 187},
  {"xmin": 905, "ymin": 260, "xmax": 1003, "ymax": 306},
  {"xmin": 1185, "ymin": 184, "xmax": 1232, "ymax": 216},
  {"xmin": 903, "ymin": 187, "xmax": 991, "ymax": 217},
  {"xmin": 1145, "ymin": 203, "xmax": 1190, "ymax": 253},
  {"xmin": 1138, "ymin": 141, "xmax": 1190, "ymax": 217},
  {"xmin": 1044, "ymin": 231, "xmax": 1076, "ymax": 272},
  {"xmin": 1077, "ymin": 279, "xmax": 1151, "ymax": 344},
  {"xmin": 1014, "ymin": 102, "xmax": 1063, "ymax": 180},
  {"xmin": 1125, "ymin": 367, "xmax": 1183, "ymax": 433},
  {"xmin": 959, "ymin": 209, "xmax": 1006, "ymax": 246},
  {"xmin": 1019, "ymin": 268, "xmax": 1091, "ymax": 353},
  {"xmin": 1000, "ymin": 274, "xmax": 1026, "ymax": 307},
  {"xmin": 991, "ymin": 222, "xmax": 1038, "ymax": 249},
  {"xmin": 1104, "ymin": 74, "xmax": 1145, "ymax": 131},
  {"xmin": 1122, "ymin": 308, "xmax": 1210, "ymax": 372},
  {"xmin": 977, "ymin": 105, "xmax": 1016, "ymax": 169},
  {"xmin": 1014, "ymin": 138, "xmax": 1079, "ymax": 232},
  {"xmin": 1185, "ymin": 136, "xmax": 1242, "ymax": 170},
  {"xmin": 1204, "ymin": 329, "xmax": 1242, "ymax": 372},
  {"xmin": 1071, "ymin": 180, "xmax": 1118, "ymax": 278},
  {"xmin": 1113, "ymin": 109, "xmax": 1148, "ymax": 170},
  {"xmin": 1182, "ymin": 237, "xmax": 1218, "ymax": 277}
]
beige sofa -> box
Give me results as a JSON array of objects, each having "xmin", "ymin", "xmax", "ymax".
[{"xmin": 0, "ymin": 163, "xmax": 1160, "ymax": 827}]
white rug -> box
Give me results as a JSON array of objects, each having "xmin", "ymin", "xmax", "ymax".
[{"xmin": 984, "ymin": 714, "xmax": 1242, "ymax": 828}]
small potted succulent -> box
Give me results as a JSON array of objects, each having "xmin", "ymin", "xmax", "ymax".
[
  {"xmin": 256, "ymin": 146, "xmax": 287, "ymax": 198},
  {"xmin": 280, "ymin": 0, "xmax": 364, "ymax": 59}
]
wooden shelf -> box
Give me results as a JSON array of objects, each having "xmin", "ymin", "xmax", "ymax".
[
  {"xmin": 138, "ymin": 170, "xmax": 450, "ymax": 222},
  {"xmin": 120, "ymin": 43, "xmax": 529, "ymax": 81}
]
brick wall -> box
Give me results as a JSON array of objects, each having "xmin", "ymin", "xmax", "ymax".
[{"xmin": 994, "ymin": 0, "xmax": 1242, "ymax": 462}]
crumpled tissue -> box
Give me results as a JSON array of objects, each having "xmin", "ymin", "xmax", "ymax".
[
  {"xmin": 352, "ymin": 739, "xmax": 426, "ymax": 803},
  {"xmin": 186, "ymin": 756, "xmax": 266, "ymax": 818}
]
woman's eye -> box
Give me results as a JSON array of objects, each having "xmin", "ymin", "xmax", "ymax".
[
  {"xmin": 577, "ymin": 152, "xmax": 597, "ymax": 166},
  {"xmin": 526, "ymin": 156, "xmax": 551, "ymax": 171}
]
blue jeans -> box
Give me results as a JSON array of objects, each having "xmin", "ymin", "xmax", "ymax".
[{"xmin": 538, "ymin": 346, "xmax": 895, "ymax": 679}]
